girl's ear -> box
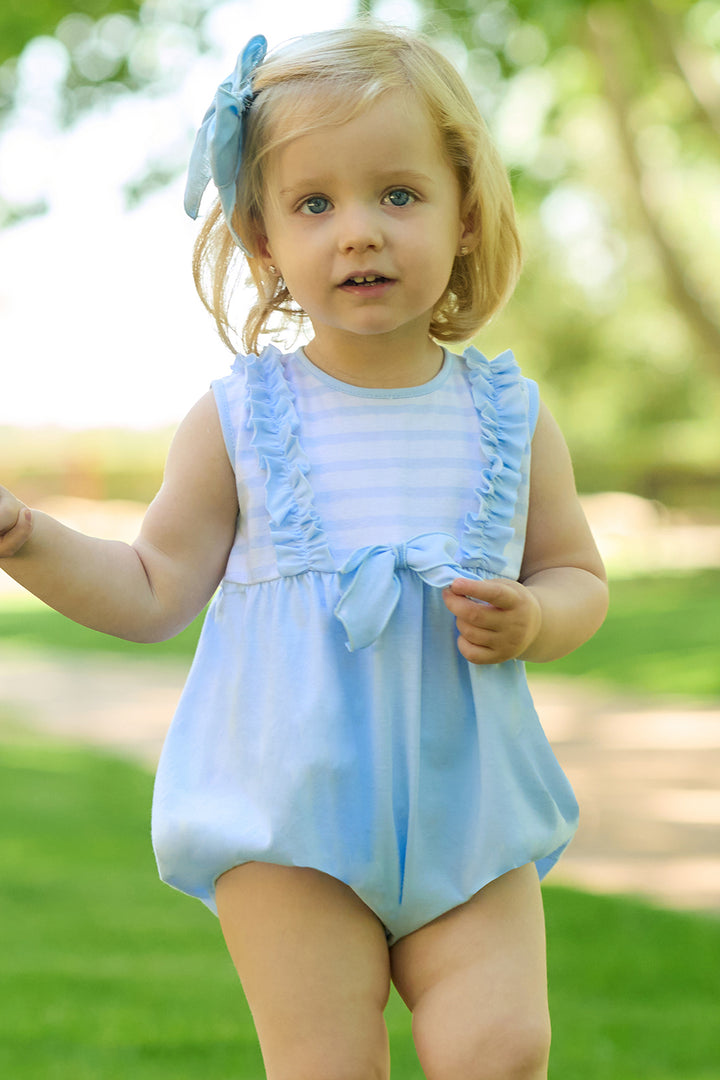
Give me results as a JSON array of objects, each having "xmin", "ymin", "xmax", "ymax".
[
  {"xmin": 458, "ymin": 209, "xmax": 480, "ymax": 255},
  {"xmin": 257, "ymin": 241, "xmax": 278, "ymax": 278},
  {"xmin": 256, "ymin": 235, "xmax": 281, "ymax": 281},
  {"xmin": 458, "ymin": 233, "xmax": 478, "ymax": 257},
  {"xmin": 256, "ymin": 234, "xmax": 272, "ymax": 263}
]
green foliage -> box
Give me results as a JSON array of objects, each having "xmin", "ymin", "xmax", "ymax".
[
  {"xmin": 0, "ymin": 0, "xmax": 208, "ymax": 216},
  {"xmin": 0, "ymin": 1, "xmax": 141, "ymax": 66},
  {"xmin": 1, "ymin": 732, "xmax": 719, "ymax": 1077}
]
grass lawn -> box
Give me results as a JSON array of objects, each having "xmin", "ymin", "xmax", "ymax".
[
  {"xmin": 2, "ymin": 568, "xmax": 719, "ymax": 698},
  {"xmin": 540, "ymin": 569, "xmax": 720, "ymax": 698},
  {"xmin": 1, "ymin": 728, "xmax": 719, "ymax": 1080}
]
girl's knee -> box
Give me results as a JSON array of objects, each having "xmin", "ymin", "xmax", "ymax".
[
  {"xmin": 265, "ymin": 1042, "xmax": 389, "ymax": 1080},
  {"xmin": 486, "ymin": 1013, "xmax": 552, "ymax": 1080},
  {"xmin": 415, "ymin": 1008, "xmax": 551, "ymax": 1080}
]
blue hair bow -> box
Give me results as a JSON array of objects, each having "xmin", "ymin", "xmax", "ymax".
[{"xmin": 184, "ymin": 34, "xmax": 268, "ymax": 255}]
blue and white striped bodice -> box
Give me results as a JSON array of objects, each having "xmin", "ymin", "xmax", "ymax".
[{"xmin": 212, "ymin": 345, "xmax": 538, "ymax": 591}]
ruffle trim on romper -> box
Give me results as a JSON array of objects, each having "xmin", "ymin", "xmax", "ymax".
[
  {"xmin": 459, "ymin": 347, "xmax": 529, "ymax": 576},
  {"xmin": 242, "ymin": 346, "xmax": 334, "ymax": 575}
]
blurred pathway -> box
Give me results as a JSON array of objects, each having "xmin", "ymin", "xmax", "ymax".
[
  {"xmin": 1, "ymin": 644, "xmax": 719, "ymax": 916},
  {"xmin": 532, "ymin": 678, "xmax": 720, "ymax": 914}
]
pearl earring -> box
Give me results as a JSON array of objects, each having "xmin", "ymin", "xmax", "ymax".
[
  {"xmin": 459, "ymin": 246, "xmax": 469, "ymax": 256},
  {"xmin": 268, "ymin": 264, "xmax": 278, "ymax": 275}
]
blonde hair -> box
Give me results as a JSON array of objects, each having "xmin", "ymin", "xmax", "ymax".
[{"xmin": 192, "ymin": 24, "xmax": 522, "ymax": 354}]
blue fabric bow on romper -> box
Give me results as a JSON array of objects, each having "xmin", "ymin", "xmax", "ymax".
[
  {"xmin": 184, "ymin": 34, "xmax": 267, "ymax": 254},
  {"xmin": 334, "ymin": 533, "xmax": 485, "ymax": 652}
]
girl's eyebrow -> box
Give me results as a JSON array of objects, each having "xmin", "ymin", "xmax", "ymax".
[{"xmin": 278, "ymin": 169, "xmax": 436, "ymax": 197}]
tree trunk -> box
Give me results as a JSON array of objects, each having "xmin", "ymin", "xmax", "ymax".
[{"xmin": 588, "ymin": 2, "xmax": 720, "ymax": 368}]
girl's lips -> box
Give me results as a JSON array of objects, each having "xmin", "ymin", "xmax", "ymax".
[{"xmin": 338, "ymin": 277, "xmax": 395, "ymax": 296}]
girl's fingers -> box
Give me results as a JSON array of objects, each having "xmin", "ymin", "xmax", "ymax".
[
  {"xmin": 0, "ymin": 508, "xmax": 33, "ymax": 556},
  {"xmin": 448, "ymin": 577, "xmax": 517, "ymax": 608},
  {"xmin": 454, "ymin": 611, "xmax": 503, "ymax": 641},
  {"xmin": 455, "ymin": 620, "xmax": 495, "ymax": 647},
  {"xmin": 455, "ymin": 635, "xmax": 504, "ymax": 665},
  {"xmin": 443, "ymin": 589, "xmax": 507, "ymax": 630},
  {"xmin": 445, "ymin": 578, "xmax": 541, "ymax": 664}
]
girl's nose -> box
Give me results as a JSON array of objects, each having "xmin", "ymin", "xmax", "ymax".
[{"xmin": 336, "ymin": 206, "xmax": 384, "ymax": 254}]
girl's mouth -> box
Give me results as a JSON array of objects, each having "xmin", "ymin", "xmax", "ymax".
[{"xmin": 339, "ymin": 274, "xmax": 393, "ymax": 290}]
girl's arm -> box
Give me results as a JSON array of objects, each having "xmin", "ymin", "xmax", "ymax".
[
  {"xmin": 443, "ymin": 400, "xmax": 609, "ymax": 665},
  {"xmin": 0, "ymin": 391, "xmax": 239, "ymax": 643}
]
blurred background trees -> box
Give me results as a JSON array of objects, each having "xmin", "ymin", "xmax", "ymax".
[
  {"xmin": 0, "ymin": 0, "xmax": 212, "ymax": 221},
  {"xmin": 1, "ymin": 0, "xmax": 719, "ymax": 509},
  {"xmin": 0, "ymin": 0, "xmax": 140, "ymax": 69}
]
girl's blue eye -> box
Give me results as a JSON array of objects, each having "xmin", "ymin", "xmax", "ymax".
[
  {"xmin": 301, "ymin": 196, "xmax": 330, "ymax": 215},
  {"xmin": 385, "ymin": 189, "xmax": 414, "ymax": 207}
]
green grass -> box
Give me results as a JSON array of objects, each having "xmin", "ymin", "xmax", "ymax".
[
  {"xmin": 0, "ymin": 594, "xmax": 204, "ymax": 662},
  {"xmin": 1, "ymin": 728, "xmax": 719, "ymax": 1079},
  {"xmin": 3, "ymin": 568, "xmax": 720, "ymax": 697},
  {"xmin": 545, "ymin": 888, "xmax": 720, "ymax": 1080},
  {"xmin": 532, "ymin": 569, "xmax": 720, "ymax": 698}
]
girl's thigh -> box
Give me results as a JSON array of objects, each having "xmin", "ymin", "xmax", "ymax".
[
  {"xmin": 215, "ymin": 862, "xmax": 392, "ymax": 1080},
  {"xmin": 390, "ymin": 863, "xmax": 551, "ymax": 1080}
]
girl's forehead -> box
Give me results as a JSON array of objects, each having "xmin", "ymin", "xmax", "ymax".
[
  {"xmin": 264, "ymin": 89, "xmax": 446, "ymax": 176},
  {"xmin": 266, "ymin": 85, "xmax": 430, "ymax": 149}
]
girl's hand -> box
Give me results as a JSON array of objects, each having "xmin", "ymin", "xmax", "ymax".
[
  {"xmin": 0, "ymin": 487, "xmax": 32, "ymax": 557},
  {"xmin": 443, "ymin": 577, "xmax": 542, "ymax": 665}
]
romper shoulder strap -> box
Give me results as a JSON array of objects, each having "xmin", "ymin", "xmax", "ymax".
[
  {"xmin": 458, "ymin": 347, "xmax": 533, "ymax": 579},
  {"xmin": 240, "ymin": 346, "xmax": 335, "ymax": 576}
]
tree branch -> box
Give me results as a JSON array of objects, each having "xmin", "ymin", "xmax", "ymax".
[
  {"xmin": 588, "ymin": 3, "xmax": 720, "ymax": 366},
  {"xmin": 637, "ymin": 0, "xmax": 720, "ymax": 139}
]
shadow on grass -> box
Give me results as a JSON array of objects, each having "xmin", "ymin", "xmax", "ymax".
[{"xmin": 1, "ymin": 727, "xmax": 719, "ymax": 1079}]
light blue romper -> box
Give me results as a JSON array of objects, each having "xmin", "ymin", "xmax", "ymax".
[{"xmin": 151, "ymin": 344, "xmax": 578, "ymax": 944}]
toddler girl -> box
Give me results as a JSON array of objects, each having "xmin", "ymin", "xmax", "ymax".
[{"xmin": 0, "ymin": 24, "xmax": 608, "ymax": 1080}]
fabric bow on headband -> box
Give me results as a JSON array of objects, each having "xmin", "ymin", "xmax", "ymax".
[{"xmin": 184, "ymin": 34, "xmax": 268, "ymax": 255}]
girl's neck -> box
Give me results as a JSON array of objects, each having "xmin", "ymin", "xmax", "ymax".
[{"xmin": 303, "ymin": 332, "xmax": 444, "ymax": 390}]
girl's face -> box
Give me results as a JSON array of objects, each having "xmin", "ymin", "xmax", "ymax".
[{"xmin": 259, "ymin": 90, "xmax": 473, "ymax": 356}]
